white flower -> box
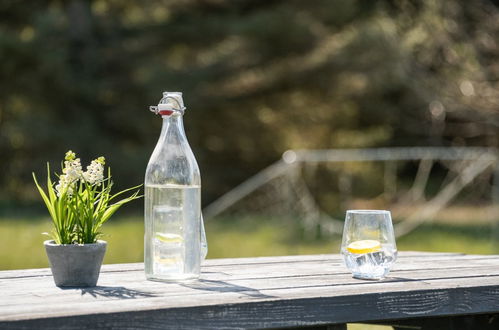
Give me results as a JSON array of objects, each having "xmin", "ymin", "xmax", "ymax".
[
  {"xmin": 55, "ymin": 151, "xmax": 83, "ymax": 197},
  {"xmin": 63, "ymin": 158, "xmax": 83, "ymax": 181},
  {"xmin": 83, "ymin": 157, "xmax": 105, "ymax": 185},
  {"xmin": 55, "ymin": 152, "xmax": 106, "ymax": 196},
  {"xmin": 55, "ymin": 174, "xmax": 75, "ymax": 197},
  {"xmin": 65, "ymin": 150, "xmax": 76, "ymax": 161}
]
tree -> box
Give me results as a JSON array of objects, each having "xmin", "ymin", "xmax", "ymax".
[{"xmin": 0, "ymin": 0, "xmax": 498, "ymax": 206}]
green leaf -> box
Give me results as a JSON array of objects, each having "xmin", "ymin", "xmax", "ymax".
[
  {"xmin": 108, "ymin": 183, "xmax": 143, "ymax": 202},
  {"xmin": 99, "ymin": 190, "xmax": 141, "ymax": 226},
  {"xmin": 32, "ymin": 172, "xmax": 56, "ymax": 222},
  {"xmin": 46, "ymin": 163, "xmax": 57, "ymax": 207}
]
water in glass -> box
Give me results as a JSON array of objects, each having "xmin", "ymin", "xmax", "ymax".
[
  {"xmin": 145, "ymin": 184, "xmax": 200, "ymax": 280},
  {"xmin": 341, "ymin": 210, "xmax": 397, "ymax": 280}
]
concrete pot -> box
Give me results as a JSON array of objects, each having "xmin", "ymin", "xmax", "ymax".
[{"xmin": 44, "ymin": 240, "xmax": 107, "ymax": 287}]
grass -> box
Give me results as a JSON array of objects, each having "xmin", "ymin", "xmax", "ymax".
[
  {"xmin": 1, "ymin": 215, "xmax": 498, "ymax": 270},
  {"xmin": 348, "ymin": 325, "xmax": 389, "ymax": 330}
]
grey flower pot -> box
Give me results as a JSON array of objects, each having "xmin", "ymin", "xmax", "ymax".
[{"xmin": 44, "ymin": 240, "xmax": 107, "ymax": 287}]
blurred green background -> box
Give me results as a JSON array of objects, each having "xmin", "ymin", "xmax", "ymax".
[
  {"xmin": 1, "ymin": 215, "xmax": 497, "ymax": 270},
  {"xmin": 2, "ymin": 0, "xmax": 499, "ymax": 273}
]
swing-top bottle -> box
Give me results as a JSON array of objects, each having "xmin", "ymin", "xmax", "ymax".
[{"xmin": 145, "ymin": 92, "xmax": 207, "ymax": 281}]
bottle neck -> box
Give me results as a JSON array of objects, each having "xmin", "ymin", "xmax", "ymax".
[
  {"xmin": 161, "ymin": 112, "xmax": 186, "ymax": 138},
  {"xmin": 146, "ymin": 109, "xmax": 200, "ymax": 186}
]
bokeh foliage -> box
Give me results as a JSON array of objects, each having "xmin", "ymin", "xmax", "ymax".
[{"xmin": 1, "ymin": 0, "xmax": 499, "ymax": 206}]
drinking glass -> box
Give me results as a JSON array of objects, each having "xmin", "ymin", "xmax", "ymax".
[{"xmin": 341, "ymin": 210, "xmax": 397, "ymax": 280}]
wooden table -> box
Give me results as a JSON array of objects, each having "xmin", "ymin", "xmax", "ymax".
[{"xmin": 1, "ymin": 252, "xmax": 499, "ymax": 329}]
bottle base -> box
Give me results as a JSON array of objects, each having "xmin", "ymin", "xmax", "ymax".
[
  {"xmin": 352, "ymin": 273, "xmax": 388, "ymax": 280},
  {"xmin": 146, "ymin": 273, "xmax": 199, "ymax": 283}
]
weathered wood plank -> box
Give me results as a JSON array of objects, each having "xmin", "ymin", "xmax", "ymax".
[
  {"xmin": 0, "ymin": 252, "xmax": 491, "ymax": 283},
  {"xmin": 0, "ymin": 251, "xmax": 464, "ymax": 279},
  {"xmin": 0, "ymin": 255, "xmax": 499, "ymax": 284},
  {"xmin": 1, "ymin": 254, "xmax": 498, "ymax": 297},
  {"xmin": 2, "ymin": 284, "xmax": 499, "ymax": 329},
  {"xmin": 3, "ymin": 267, "xmax": 499, "ymax": 316},
  {"xmin": 2, "ymin": 255, "xmax": 499, "ymax": 300},
  {"xmin": 1, "ymin": 252, "xmax": 499, "ymax": 329},
  {"xmin": 3, "ymin": 256, "xmax": 499, "ymax": 293}
]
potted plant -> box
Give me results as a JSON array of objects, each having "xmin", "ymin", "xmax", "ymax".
[{"xmin": 33, "ymin": 151, "xmax": 141, "ymax": 287}]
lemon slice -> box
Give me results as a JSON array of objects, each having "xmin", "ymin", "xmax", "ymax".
[
  {"xmin": 154, "ymin": 233, "xmax": 183, "ymax": 243},
  {"xmin": 154, "ymin": 256, "xmax": 181, "ymax": 265},
  {"xmin": 347, "ymin": 240, "xmax": 381, "ymax": 254}
]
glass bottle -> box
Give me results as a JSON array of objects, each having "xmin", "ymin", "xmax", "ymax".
[{"xmin": 145, "ymin": 92, "xmax": 207, "ymax": 281}]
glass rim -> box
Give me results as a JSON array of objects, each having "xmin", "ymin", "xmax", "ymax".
[{"xmin": 346, "ymin": 209, "xmax": 391, "ymax": 215}]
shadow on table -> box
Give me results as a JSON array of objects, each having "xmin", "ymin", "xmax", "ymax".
[
  {"xmin": 181, "ymin": 279, "xmax": 275, "ymax": 299},
  {"xmin": 60, "ymin": 286, "xmax": 157, "ymax": 299},
  {"xmin": 344, "ymin": 276, "xmax": 424, "ymax": 284},
  {"xmin": 382, "ymin": 276, "xmax": 429, "ymax": 283}
]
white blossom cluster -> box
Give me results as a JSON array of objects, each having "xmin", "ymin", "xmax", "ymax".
[
  {"xmin": 55, "ymin": 151, "xmax": 106, "ymax": 197},
  {"xmin": 83, "ymin": 157, "xmax": 106, "ymax": 185}
]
